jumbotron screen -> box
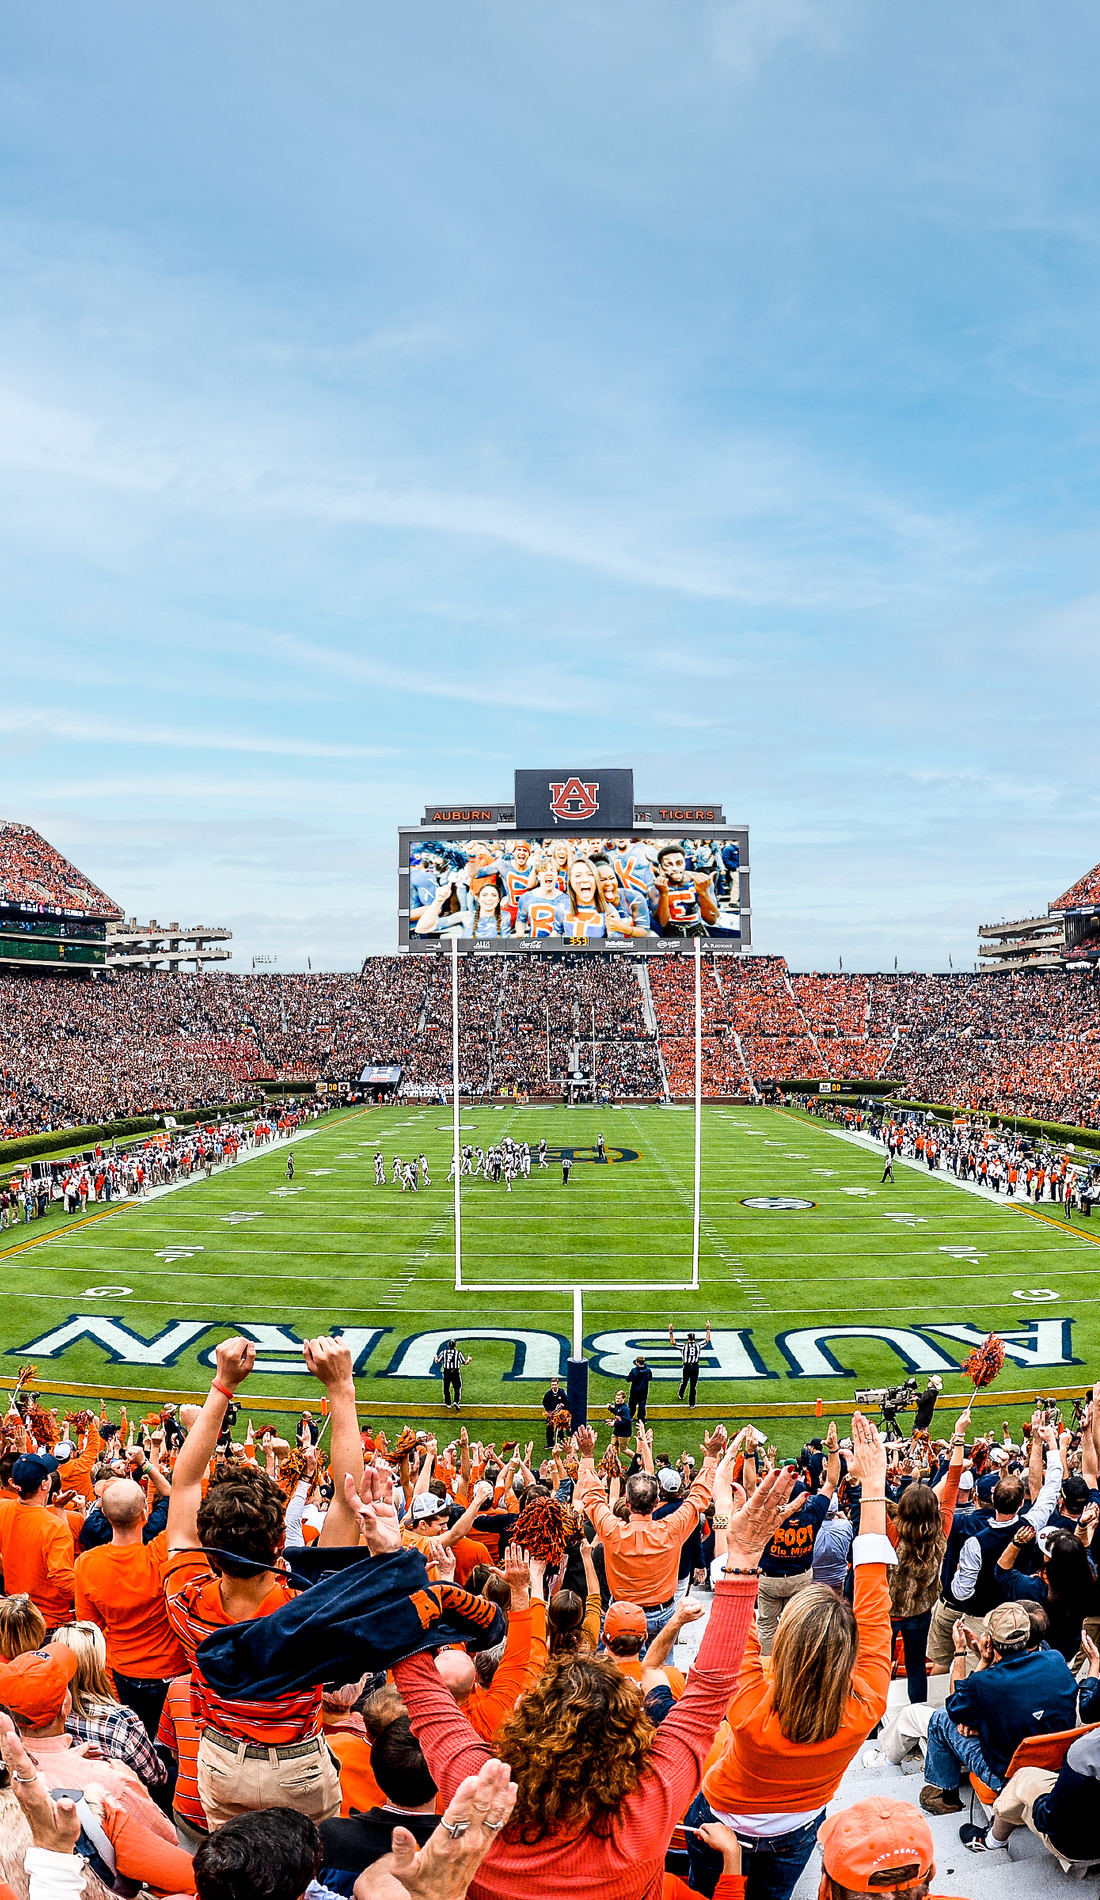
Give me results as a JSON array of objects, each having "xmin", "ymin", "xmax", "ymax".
[{"xmin": 407, "ymin": 835, "xmax": 742, "ymax": 943}]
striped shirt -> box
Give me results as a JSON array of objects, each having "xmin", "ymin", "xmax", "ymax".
[
  {"xmin": 163, "ymin": 1550, "xmax": 322, "ymax": 1745},
  {"xmin": 156, "ymin": 1673, "xmax": 206, "ymax": 1832}
]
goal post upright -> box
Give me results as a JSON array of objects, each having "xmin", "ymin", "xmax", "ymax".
[
  {"xmin": 451, "ymin": 932, "xmax": 462, "ymax": 1290},
  {"xmin": 692, "ymin": 932, "xmax": 701, "ymax": 1290}
]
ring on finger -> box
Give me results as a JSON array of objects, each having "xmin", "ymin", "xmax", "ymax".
[{"xmin": 440, "ymin": 1819, "xmax": 469, "ymax": 1838}]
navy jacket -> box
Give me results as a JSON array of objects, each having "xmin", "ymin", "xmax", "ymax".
[
  {"xmin": 1034, "ymin": 1728, "xmax": 1100, "ymax": 1862},
  {"xmin": 79, "ymin": 1494, "xmax": 169, "ymax": 1553},
  {"xmin": 196, "ymin": 1547, "xmax": 505, "ymax": 1702},
  {"xmin": 945, "ymin": 1644, "xmax": 1078, "ymax": 1780}
]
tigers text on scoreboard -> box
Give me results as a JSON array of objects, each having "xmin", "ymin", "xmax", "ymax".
[{"xmin": 398, "ymin": 766, "xmax": 750, "ymax": 954}]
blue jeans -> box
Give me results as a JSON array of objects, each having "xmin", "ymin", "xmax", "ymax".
[
  {"xmin": 642, "ymin": 1602, "xmax": 675, "ymax": 1643},
  {"xmin": 924, "ymin": 1705, "xmax": 1002, "ymax": 1793},
  {"xmin": 685, "ymin": 1794, "xmax": 823, "ymax": 1900},
  {"xmin": 892, "ymin": 1610, "xmax": 932, "ymax": 1704}
]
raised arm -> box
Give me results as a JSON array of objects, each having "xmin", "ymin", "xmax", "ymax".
[
  {"xmin": 439, "ymin": 1480, "xmax": 494, "ymax": 1550},
  {"xmin": 166, "ymin": 1337, "xmax": 254, "ymax": 1551},
  {"xmin": 821, "ymin": 1419, "xmax": 841, "ymax": 1500},
  {"xmin": 303, "ymin": 1337, "xmax": 364, "ymax": 1547}
]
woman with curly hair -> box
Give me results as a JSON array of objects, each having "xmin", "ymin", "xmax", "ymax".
[{"xmin": 342, "ymin": 1436, "xmax": 802, "ymax": 1900}]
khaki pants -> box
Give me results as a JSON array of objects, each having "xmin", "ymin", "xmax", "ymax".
[
  {"xmin": 994, "ymin": 1767, "xmax": 1096, "ymax": 1872},
  {"xmin": 756, "ymin": 1570, "xmax": 815, "ymax": 1655},
  {"xmin": 926, "ymin": 1598, "xmax": 985, "ymax": 1671},
  {"xmin": 198, "ymin": 1729, "xmax": 341, "ymax": 1826}
]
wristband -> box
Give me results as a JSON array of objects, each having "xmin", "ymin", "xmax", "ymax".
[
  {"xmin": 724, "ymin": 1564, "xmax": 761, "ymax": 1577},
  {"xmin": 211, "ymin": 1379, "xmax": 235, "ymax": 1402},
  {"xmin": 860, "ymin": 1496, "xmax": 887, "ymax": 1503},
  {"xmin": 712, "ymin": 1512, "xmax": 730, "ymax": 1529}
]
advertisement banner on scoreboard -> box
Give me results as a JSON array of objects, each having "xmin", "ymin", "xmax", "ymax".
[{"xmin": 408, "ymin": 834, "xmax": 741, "ymax": 942}]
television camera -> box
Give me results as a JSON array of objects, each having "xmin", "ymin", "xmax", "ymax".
[{"xmin": 854, "ymin": 1377, "xmax": 920, "ymax": 1432}]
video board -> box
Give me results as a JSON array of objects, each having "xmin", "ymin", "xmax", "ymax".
[{"xmin": 400, "ymin": 831, "xmax": 747, "ymax": 950}]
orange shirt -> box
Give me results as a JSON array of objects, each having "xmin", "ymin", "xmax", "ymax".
[
  {"xmin": 0, "ymin": 1499, "xmax": 75, "ymax": 1624},
  {"xmin": 63, "ymin": 1421, "xmax": 102, "ymax": 1504},
  {"xmin": 326, "ymin": 1725, "xmax": 387, "ymax": 1817},
  {"xmin": 465, "ymin": 1604, "xmax": 540, "ymax": 1741},
  {"xmin": 575, "ymin": 1457, "xmax": 716, "ymax": 1607},
  {"xmin": 401, "ymin": 1527, "xmax": 446, "ymax": 1582},
  {"xmin": 611, "ymin": 1654, "xmax": 686, "ymax": 1698},
  {"xmin": 703, "ymin": 1560, "xmax": 891, "ymax": 1816},
  {"xmin": 76, "ymin": 1532, "xmax": 187, "ymax": 1679},
  {"xmin": 451, "ymin": 1536, "xmax": 491, "ymax": 1587}
]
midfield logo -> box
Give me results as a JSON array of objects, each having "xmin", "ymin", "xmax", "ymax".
[{"xmin": 549, "ymin": 776, "xmax": 599, "ymax": 822}]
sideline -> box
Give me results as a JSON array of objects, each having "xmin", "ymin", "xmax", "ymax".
[
  {"xmin": 774, "ymin": 1104, "xmax": 1100, "ymax": 1247},
  {"xmin": 0, "ymin": 1107, "xmax": 367, "ymax": 1263}
]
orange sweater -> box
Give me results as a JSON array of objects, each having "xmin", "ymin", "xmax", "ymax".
[
  {"xmin": 466, "ymin": 1602, "xmax": 546, "ymax": 1740},
  {"xmin": 703, "ymin": 1560, "xmax": 891, "ymax": 1816}
]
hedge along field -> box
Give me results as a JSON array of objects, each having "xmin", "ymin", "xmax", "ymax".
[{"xmin": 1, "ymin": 1103, "xmax": 1096, "ymax": 1454}]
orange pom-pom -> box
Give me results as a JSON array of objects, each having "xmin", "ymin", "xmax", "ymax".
[{"xmin": 961, "ymin": 1333, "xmax": 1006, "ymax": 1391}]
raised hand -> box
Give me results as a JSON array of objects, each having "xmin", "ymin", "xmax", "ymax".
[
  {"xmin": 701, "ymin": 1423, "xmax": 728, "ymax": 1459},
  {"xmin": 846, "ymin": 1410, "xmax": 887, "ymax": 1490},
  {"xmin": 303, "ymin": 1335, "xmax": 355, "ymax": 1392},
  {"xmin": 725, "ymin": 1465, "xmax": 801, "ymax": 1572},
  {"xmin": 356, "ymin": 1757, "xmax": 516, "ymax": 1900},
  {"xmin": 711, "ymin": 1445, "xmax": 747, "ymax": 1520},
  {"xmin": 503, "ymin": 1543, "xmax": 531, "ymax": 1609},
  {"xmin": 344, "ymin": 1464, "xmax": 402, "ymax": 1555},
  {"xmin": 0, "ymin": 1714, "xmax": 81, "ymax": 1852},
  {"xmin": 575, "ymin": 1425, "xmax": 596, "ymax": 1458},
  {"xmin": 214, "ymin": 1337, "xmax": 256, "ymax": 1391}
]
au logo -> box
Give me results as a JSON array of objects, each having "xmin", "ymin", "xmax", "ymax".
[
  {"xmin": 547, "ymin": 1145, "xmax": 639, "ymax": 1166},
  {"xmin": 549, "ymin": 777, "xmax": 599, "ymax": 822},
  {"xmin": 740, "ymin": 1196, "xmax": 816, "ymax": 1210}
]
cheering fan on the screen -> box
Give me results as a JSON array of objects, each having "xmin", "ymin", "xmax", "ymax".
[{"xmin": 653, "ymin": 844, "xmax": 718, "ymax": 937}]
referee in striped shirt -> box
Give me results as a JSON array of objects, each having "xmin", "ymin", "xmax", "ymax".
[{"xmin": 434, "ymin": 1340, "xmax": 471, "ymax": 1410}]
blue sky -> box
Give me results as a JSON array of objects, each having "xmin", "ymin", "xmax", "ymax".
[{"xmin": 3, "ymin": 1, "xmax": 1100, "ymax": 971}]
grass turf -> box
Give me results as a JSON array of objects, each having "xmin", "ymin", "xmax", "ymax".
[{"xmin": 2, "ymin": 1102, "xmax": 1096, "ymax": 1453}]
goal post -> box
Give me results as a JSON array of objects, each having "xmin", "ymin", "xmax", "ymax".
[
  {"xmin": 451, "ymin": 932, "xmax": 462, "ymax": 1290},
  {"xmin": 692, "ymin": 932, "xmax": 701, "ymax": 1289}
]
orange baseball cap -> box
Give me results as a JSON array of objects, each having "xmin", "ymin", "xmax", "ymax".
[
  {"xmin": 819, "ymin": 1797, "xmax": 933, "ymax": 1893},
  {"xmin": 0, "ymin": 1644, "xmax": 79, "ymax": 1728},
  {"xmin": 603, "ymin": 1602, "xmax": 647, "ymax": 1642}
]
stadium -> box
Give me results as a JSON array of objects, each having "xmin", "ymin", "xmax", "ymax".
[
  {"xmin": 6, "ymin": 775, "xmax": 1100, "ymax": 1897},
  {"xmin": 4, "ymin": 772, "xmax": 1100, "ymax": 1438}
]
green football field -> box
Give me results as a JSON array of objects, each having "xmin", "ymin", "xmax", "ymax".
[{"xmin": 4, "ymin": 1102, "xmax": 1098, "ymax": 1451}]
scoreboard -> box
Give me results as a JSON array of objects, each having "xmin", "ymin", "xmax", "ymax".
[{"xmin": 399, "ymin": 767, "xmax": 750, "ymax": 954}]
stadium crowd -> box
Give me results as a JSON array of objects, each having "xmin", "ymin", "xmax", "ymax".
[
  {"xmin": 0, "ymin": 1345, "xmax": 1099, "ymax": 1899},
  {"xmin": 0, "ymin": 826, "xmax": 121, "ymax": 919},
  {"xmin": 3, "ymin": 955, "xmax": 1100, "ymax": 1141},
  {"xmin": 795, "ymin": 1101, "xmax": 1100, "ymax": 1212},
  {"xmin": 0, "ymin": 1108, "xmax": 320, "ymax": 1230}
]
